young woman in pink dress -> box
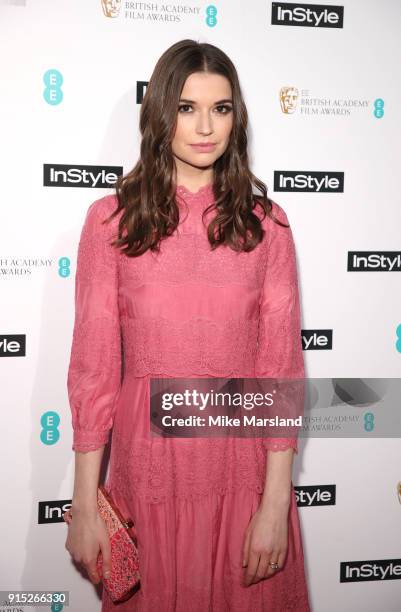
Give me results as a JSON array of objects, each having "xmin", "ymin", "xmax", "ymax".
[{"xmin": 64, "ymin": 39, "xmax": 311, "ymax": 611}]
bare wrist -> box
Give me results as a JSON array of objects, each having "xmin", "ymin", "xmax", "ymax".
[
  {"xmin": 71, "ymin": 498, "xmax": 98, "ymax": 517},
  {"xmin": 260, "ymin": 488, "xmax": 291, "ymax": 512}
]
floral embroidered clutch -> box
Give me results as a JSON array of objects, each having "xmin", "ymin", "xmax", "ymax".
[{"xmin": 63, "ymin": 485, "xmax": 141, "ymax": 603}]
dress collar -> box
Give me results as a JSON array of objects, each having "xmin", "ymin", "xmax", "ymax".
[{"xmin": 176, "ymin": 182, "xmax": 214, "ymax": 204}]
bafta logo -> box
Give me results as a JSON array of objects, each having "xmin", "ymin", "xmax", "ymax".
[
  {"xmin": 101, "ymin": 0, "xmax": 121, "ymax": 18},
  {"xmin": 280, "ymin": 86, "xmax": 298, "ymax": 114}
]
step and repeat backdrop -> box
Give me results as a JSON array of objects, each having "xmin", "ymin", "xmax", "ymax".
[{"xmin": 1, "ymin": 0, "xmax": 400, "ymax": 611}]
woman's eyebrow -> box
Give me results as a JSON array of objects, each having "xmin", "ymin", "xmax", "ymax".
[{"xmin": 179, "ymin": 98, "xmax": 233, "ymax": 104}]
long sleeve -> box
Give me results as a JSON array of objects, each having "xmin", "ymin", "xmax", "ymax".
[
  {"xmin": 67, "ymin": 196, "xmax": 122, "ymax": 452},
  {"xmin": 254, "ymin": 201, "xmax": 305, "ymax": 454}
]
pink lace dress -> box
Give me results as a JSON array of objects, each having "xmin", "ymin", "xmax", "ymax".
[{"xmin": 67, "ymin": 183, "xmax": 311, "ymax": 611}]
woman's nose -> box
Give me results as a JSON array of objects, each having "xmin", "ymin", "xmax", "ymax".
[{"xmin": 196, "ymin": 112, "xmax": 213, "ymax": 134}]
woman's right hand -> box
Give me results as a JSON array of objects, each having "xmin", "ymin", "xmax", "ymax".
[{"xmin": 65, "ymin": 507, "xmax": 111, "ymax": 584}]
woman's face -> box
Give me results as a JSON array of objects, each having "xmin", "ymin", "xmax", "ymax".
[{"xmin": 171, "ymin": 71, "xmax": 234, "ymax": 174}]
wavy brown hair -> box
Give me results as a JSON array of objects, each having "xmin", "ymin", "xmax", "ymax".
[{"xmin": 105, "ymin": 38, "xmax": 288, "ymax": 256}]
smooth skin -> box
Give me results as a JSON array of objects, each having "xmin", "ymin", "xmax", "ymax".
[
  {"xmin": 242, "ymin": 449, "xmax": 294, "ymax": 585},
  {"xmin": 171, "ymin": 71, "xmax": 233, "ymax": 191},
  {"xmin": 65, "ymin": 70, "xmax": 295, "ymax": 588},
  {"xmin": 65, "ymin": 448, "xmax": 109, "ymax": 584}
]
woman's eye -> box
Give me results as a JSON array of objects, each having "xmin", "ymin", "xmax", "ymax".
[
  {"xmin": 178, "ymin": 104, "xmax": 233, "ymax": 114},
  {"xmin": 216, "ymin": 105, "xmax": 232, "ymax": 114}
]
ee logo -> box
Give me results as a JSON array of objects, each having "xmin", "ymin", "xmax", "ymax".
[
  {"xmin": 43, "ymin": 69, "xmax": 63, "ymax": 105},
  {"xmin": 205, "ymin": 5, "xmax": 217, "ymax": 27},
  {"xmin": 59, "ymin": 257, "xmax": 70, "ymax": 278},
  {"xmin": 373, "ymin": 98, "xmax": 384, "ymax": 119},
  {"xmin": 396, "ymin": 324, "xmax": 401, "ymax": 353},
  {"xmin": 363, "ymin": 412, "xmax": 375, "ymax": 432},
  {"xmin": 40, "ymin": 411, "xmax": 60, "ymax": 445}
]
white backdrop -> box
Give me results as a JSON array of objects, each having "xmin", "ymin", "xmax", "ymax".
[{"xmin": 1, "ymin": 1, "xmax": 401, "ymax": 611}]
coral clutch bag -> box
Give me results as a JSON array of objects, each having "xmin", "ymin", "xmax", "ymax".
[{"xmin": 63, "ymin": 485, "xmax": 141, "ymax": 603}]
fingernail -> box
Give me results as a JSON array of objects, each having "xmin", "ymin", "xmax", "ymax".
[{"xmin": 104, "ymin": 571, "xmax": 110, "ymax": 579}]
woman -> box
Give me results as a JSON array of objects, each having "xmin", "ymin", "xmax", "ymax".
[{"xmin": 65, "ymin": 39, "xmax": 311, "ymax": 611}]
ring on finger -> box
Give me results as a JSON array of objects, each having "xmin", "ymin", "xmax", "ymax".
[{"xmin": 269, "ymin": 562, "xmax": 279, "ymax": 570}]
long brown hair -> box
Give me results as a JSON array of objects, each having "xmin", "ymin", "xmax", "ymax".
[{"xmin": 105, "ymin": 39, "xmax": 288, "ymax": 256}]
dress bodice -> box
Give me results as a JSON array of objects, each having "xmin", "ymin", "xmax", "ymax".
[
  {"xmin": 116, "ymin": 184, "xmax": 269, "ymax": 379},
  {"xmin": 67, "ymin": 186, "xmax": 304, "ymax": 460}
]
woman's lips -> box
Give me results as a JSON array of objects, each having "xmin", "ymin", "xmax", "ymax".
[{"xmin": 190, "ymin": 143, "xmax": 217, "ymax": 152}]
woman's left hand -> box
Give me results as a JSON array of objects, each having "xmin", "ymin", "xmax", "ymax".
[{"xmin": 241, "ymin": 500, "xmax": 289, "ymax": 586}]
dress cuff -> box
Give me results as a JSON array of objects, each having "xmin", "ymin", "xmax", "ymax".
[
  {"xmin": 263, "ymin": 438, "xmax": 298, "ymax": 454},
  {"xmin": 72, "ymin": 429, "xmax": 110, "ymax": 453}
]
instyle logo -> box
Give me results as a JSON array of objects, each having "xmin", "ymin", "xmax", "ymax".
[
  {"xmin": 43, "ymin": 164, "xmax": 123, "ymax": 188},
  {"xmin": 38, "ymin": 500, "xmax": 72, "ymax": 524},
  {"xmin": 302, "ymin": 330, "xmax": 333, "ymax": 350},
  {"xmin": 347, "ymin": 252, "xmax": 401, "ymax": 272},
  {"xmin": 0, "ymin": 334, "xmax": 26, "ymax": 356},
  {"xmin": 274, "ymin": 171, "xmax": 344, "ymax": 192},
  {"xmin": 137, "ymin": 81, "xmax": 149, "ymax": 104},
  {"xmin": 271, "ymin": 2, "xmax": 344, "ymax": 28},
  {"xmin": 294, "ymin": 485, "xmax": 336, "ymax": 506},
  {"xmin": 340, "ymin": 559, "xmax": 401, "ymax": 582}
]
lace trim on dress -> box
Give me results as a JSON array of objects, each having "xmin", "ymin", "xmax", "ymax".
[
  {"xmin": 121, "ymin": 315, "xmax": 259, "ymax": 377},
  {"xmin": 118, "ymin": 232, "xmax": 268, "ymax": 288},
  {"xmin": 176, "ymin": 182, "xmax": 214, "ymax": 201},
  {"xmin": 109, "ymin": 433, "xmax": 297, "ymax": 504}
]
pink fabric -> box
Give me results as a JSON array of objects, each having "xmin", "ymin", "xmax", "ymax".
[{"xmin": 67, "ymin": 184, "xmax": 310, "ymax": 611}]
